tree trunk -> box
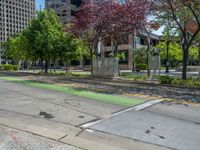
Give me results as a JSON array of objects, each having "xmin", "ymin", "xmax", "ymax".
[
  {"xmin": 41, "ymin": 60, "xmax": 44, "ymax": 73},
  {"xmin": 147, "ymin": 36, "xmax": 151, "ymax": 77},
  {"xmin": 33, "ymin": 61, "xmax": 36, "ymax": 73},
  {"xmin": 65, "ymin": 61, "xmax": 69, "ymax": 73},
  {"xmin": 53, "ymin": 60, "xmax": 56, "ymax": 73},
  {"xmin": 182, "ymin": 47, "xmax": 189, "ymax": 80},
  {"xmin": 12, "ymin": 58, "xmax": 14, "ymax": 65},
  {"xmin": 90, "ymin": 48, "xmax": 93, "ymax": 76},
  {"xmin": 114, "ymin": 41, "xmax": 118, "ymax": 57},
  {"xmin": 44, "ymin": 59, "xmax": 48, "ymax": 73},
  {"xmin": 26, "ymin": 60, "xmax": 28, "ymax": 72}
]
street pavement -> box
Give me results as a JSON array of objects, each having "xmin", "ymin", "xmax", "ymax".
[
  {"xmin": 0, "ymin": 77, "xmax": 200, "ymax": 150},
  {"xmin": 91, "ymin": 101, "xmax": 200, "ymax": 150}
]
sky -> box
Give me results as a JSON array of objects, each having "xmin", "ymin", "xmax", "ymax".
[{"xmin": 36, "ymin": 0, "xmax": 45, "ymax": 10}]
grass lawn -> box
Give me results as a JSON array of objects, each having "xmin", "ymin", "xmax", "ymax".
[{"xmin": 0, "ymin": 76, "xmax": 144, "ymax": 107}]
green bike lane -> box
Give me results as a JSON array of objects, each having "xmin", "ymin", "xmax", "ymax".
[{"xmin": 0, "ymin": 76, "xmax": 145, "ymax": 107}]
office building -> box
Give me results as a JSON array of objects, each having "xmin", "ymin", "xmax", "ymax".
[
  {"xmin": 45, "ymin": 0, "xmax": 88, "ymax": 24},
  {"xmin": 0, "ymin": 0, "xmax": 35, "ymax": 64}
]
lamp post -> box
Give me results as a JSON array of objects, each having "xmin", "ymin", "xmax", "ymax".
[
  {"xmin": 166, "ymin": 40, "xmax": 170, "ymax": 73},
  {"xmin": 147, "ymin": 34, "xmax": 151, "ymax": 77}
]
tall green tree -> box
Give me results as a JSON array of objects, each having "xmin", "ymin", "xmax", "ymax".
[
  {"xmin": 57, "ymin": 32, "xmax": 87, "ymax": 72},
  {"xmin": 157, "ymin": 41, "xmax": 199, "ymax": 67},
  {"xmin": 155, "ymin": 0, "xmax": 200, "ymax": 79},
  {"xmin": 3, "ymin": 34, "xmax": 29, "ymax": 65}
]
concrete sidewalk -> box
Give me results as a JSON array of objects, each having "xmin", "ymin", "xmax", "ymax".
[{"xmin": 0, "ymin": 125, "xmax": 82, "ymax": 150}]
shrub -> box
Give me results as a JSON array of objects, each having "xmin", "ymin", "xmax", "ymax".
[
  {"xmin": 159, "ymin": 76, "xmax": 174, "ymax": 84},
  {"xmin": 161, "ymin": 76, "xmax": 200, "ymax": 87},
  {"xmin": 122, "ymin": 74, "xmax": 148, "ymax": 81},
  {"xmin": 0, "ymin": 65, "xmax": 3, "ymax": 70},
  {"xmin": 13, "ymin": 65, "xmax": 18, "ymax": 71},
  {"xmin": 136, "ymin": 64, "xmax": 147, "ymax": 71},
  {"xmin": 120, "ymin": 72, "xmax": 130, "ymax": 77},
  {"xmin": 3, "ymin": 64, "xmax": 13, "ymax": 71},
  {"xmin": 130, "ymin": 75, "xmax": 148, "ymax": 81}
]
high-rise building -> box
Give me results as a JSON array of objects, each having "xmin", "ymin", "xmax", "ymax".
[
  {"xmin": 0, "ymin": 0, "xmax": 36, "ymax": 64},
  {"xmin": 45, "ymin": 0, "xmax": 88, "ymax": 24}
]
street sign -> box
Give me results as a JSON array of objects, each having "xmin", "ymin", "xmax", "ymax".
[{"xmin": 148, "ymin": 55, "xmax": 161, "ymax": 70}]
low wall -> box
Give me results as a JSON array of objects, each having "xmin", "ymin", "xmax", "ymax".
[
  {"xmin": 176, "ymin": 66, "xmax": 200, "ymax": 72},
  {"xmin": 92, "ymin": 58, "xmax": 119, "ymax": 78}
]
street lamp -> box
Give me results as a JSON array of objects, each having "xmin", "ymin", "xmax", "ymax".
[{"xmin": 166, "ymin": 40, "xmax": 170, "ymax": 73}]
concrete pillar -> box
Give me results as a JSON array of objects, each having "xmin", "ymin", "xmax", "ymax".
[
  {"xmin": 79, "ymin": 54, "xmax": 83, "ymax": 70},
  {"xmin": 128, "ymin": 34, "xmax": 134, "ymax": 70},
  {"xmin": 100, "ymin": 40, "xmax": 105, "ymax": 58}
]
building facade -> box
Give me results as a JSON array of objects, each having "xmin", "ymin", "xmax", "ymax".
[
  {"xmin": 0, "ymin": 0, "xmax": 36, "ymax": 64},
  {"xmin": 45, "ymin": 0, "xmax": 88, "ymax": 24},
  {"xmin": 101, "ymin": 32, "xmax": 160, "ymax": 70}
]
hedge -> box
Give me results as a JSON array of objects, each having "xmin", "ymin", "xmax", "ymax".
[
  {"xmin": 136, "ymin": 64, "xmax": 147, "ymax": 71},
  {"xmin": 0, "ymin": 64, "xmax": 18, "ymax": 71},
  {"xmin": 159, "ymin": 76, "xmax": 200, "ymax": 87}
]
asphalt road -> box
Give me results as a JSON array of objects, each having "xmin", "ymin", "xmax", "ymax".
[
  {"xmin": 91, "ymin": 102, "xmax": 200, "ymax": 150},
  {"xmin": 0, "ymin": 78, "xmax": 200, "ymax": 150}
]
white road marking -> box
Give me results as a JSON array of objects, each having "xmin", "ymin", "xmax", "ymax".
[
  {"xmin": 85, "ymin": 129, "xmax": 94, "ymax": 133},
  {"xmin": 81, "ymin": 120, "xmax": 103, "ymax": 129},
  {"xmin": 134, "ymin": 99, "xmax": 163, "ymax": 111},
  {"xmin": 81, "ymin": 99, "xmax": 163, "ymax": 129},
  {"xmin": 111, "ymin": 99, "xmax": 163, "ymax": 117}
]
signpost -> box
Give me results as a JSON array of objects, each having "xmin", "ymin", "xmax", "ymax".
[{"xmin": 148, "ymin": 51, "xmax": 161, "ymax": 79}]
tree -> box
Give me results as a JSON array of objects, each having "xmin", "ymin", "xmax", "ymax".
[
  {"xmin": 73, "ymin": 0, "xmax": 153, "ymax": 55},
  {"xmin": 155, "ymin": 0, "xmax": 200, "ymax": 79},
  {"xmin": 13, "ymin": 9, "xmax": 63, "ymax": 73},
  {"xmin": 157, "ymin": 41, "xmax": 199, "ymax": 67},
  {"xmin": 58, "ymin": 32, "xmax": 87, "ymax": 72},
  {"xmin": 3, "ymin": 9, "xmax": 86, "ymax": 73},
  {"xmin": 3, "ymin": 35, "xmax": 26, "ymax": 64},
  {"xmin": 133, "ymin": 47, "xmax": 148, "ymax": 65},
  {"xmin": 157, "ymin": 41, "xmax": 182, "ymax": 67}
]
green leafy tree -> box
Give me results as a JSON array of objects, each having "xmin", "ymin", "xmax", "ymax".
[
  {"xmin": 3, "ymin": 35, "xmax": 28, "ymax": 65},
  {"xmin": 56, "ymin": 32, "xmax": 87, "ymax": 72},
  {"xmin": 14, "ymin": 9, "xmax": 63, "ymax": 73},
  {"xmin": 157, "ymin": 42, "xmax": 182, "ymax": 67},
  {"xmin": 155, "ymin": 0, "xmax": 200, "ymax": 79},
  {"xmin": 157, "ymin": 41, "xmax": 199, "ymax": 67},
  {"xmin": 133, "ymin": 48, "xmax": 147, "ymax": 65},
  {"xmin": 3, "ymin": 9, "xmax": 87, "ymax": 73}
]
